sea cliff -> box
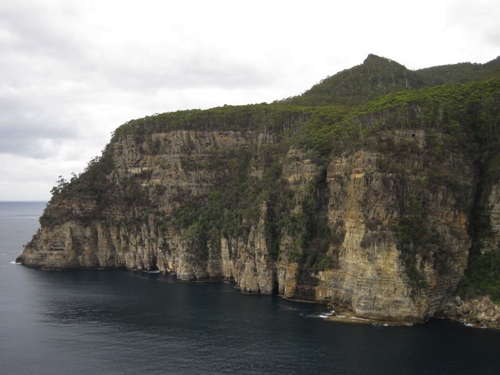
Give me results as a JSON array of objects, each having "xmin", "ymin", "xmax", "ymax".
[{"xmin": 17, "ymin": 55, "xmax": 500, "ymax": 328}]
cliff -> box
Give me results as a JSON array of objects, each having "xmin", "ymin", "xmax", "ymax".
[{"xmin": 17, "ymin": 55, "xmax": 500, "ymax": 327}]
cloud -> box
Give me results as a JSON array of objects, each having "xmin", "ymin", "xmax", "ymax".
[
  {"xmin": 0, "ymin": 2, "xmax": 84, "ymax": 65},
  {"xmin": 445, "ymin": 0, "xmax": 500, "ymax": 58},
  {"xmin": 0, "ymin": 0, "xmax": 499, "ymax": 200},
  {"xmin": 0, "ymin": 151, "xmax": 88, "ymax": 201},
  {"xmin": 487, "ymin": 32, "xmax": 500, "ymax": 48},
  {"xmin": 97, "ymin": 50, "xmax": 276, "ymax": 92},
  {"xmin": 0, "ymin": 93, "xmax": 78, "ymax": 158},
  {"xmin": 0, "ymin": 0, "xmax": 279, "ymax": 158}
]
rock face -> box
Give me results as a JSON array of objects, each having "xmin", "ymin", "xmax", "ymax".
[
  {"xmin": 18, "ymin": 126, "xmax": 477, "ymax": 324},
  {"xmin": 481, "ymin": 183, "xmax": 500, "ymax": 253},
  {"xmin": 441, "ymin": 296, "xmax": 500, "ymax": 329}
]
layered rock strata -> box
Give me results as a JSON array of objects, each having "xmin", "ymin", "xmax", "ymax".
[{"xmin": 18, "ymin": 127, "xmax": 484, "ymax": 326}]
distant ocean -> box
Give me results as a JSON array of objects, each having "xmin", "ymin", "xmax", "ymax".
[{"xmin": 1, "ymin": 201, "xmax": 500, "ymax": 375}]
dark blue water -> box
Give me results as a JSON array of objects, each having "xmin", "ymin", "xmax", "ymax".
[{"xmin": 1, "ymin": 202, "xmax": 500, "ymax": 375}]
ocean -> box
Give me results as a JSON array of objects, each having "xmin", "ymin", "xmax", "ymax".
[{"xmin": 1, "ymin": 201, "xmax": 500, "ymax": 375}]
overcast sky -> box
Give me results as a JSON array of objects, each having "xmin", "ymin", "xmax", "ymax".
[{"xmin": 1, "ymin": 0, "xmax": 499, "ymax": 201}]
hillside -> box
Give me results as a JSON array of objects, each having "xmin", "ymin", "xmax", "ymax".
[
  {"xmin": 416, "ymin": 55, "xmax": 500, "ymax": 86},
  {"xmin": 284, "ymin": 54, "xmax": 425, "ymax": 105},
  {"xmin": 17, "ymin": 55, "xmax": 500, "ymax": 328},
  {"xmin": 283, "ymin": 54, "xmax": 500, "ymax": 106}
]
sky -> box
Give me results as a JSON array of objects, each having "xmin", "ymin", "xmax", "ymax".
[{"xmin": 1, "ymin": 0, "xmax": 499, "ymax": 201}]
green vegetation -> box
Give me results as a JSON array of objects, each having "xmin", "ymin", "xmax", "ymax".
[
  {"xmin": 171, "ymin": 145, "xmax": 295, "ymax": 262},
  {"xmin": 279, "ymin": 54, "xmax": 499, "ymax": 107},
  {"xmin": 459, "ymin": 151, "xmax": 500, "ymax": 302},
  {"xmin": 416, "ymin": 56, "xmax": 500, "ymax": 86},
  {"xmin": 293, "ymin": 173, "xmax": 340, "ymax": 277},
  {"xmin": 40, "ymin": 146, "xmax": 116, "ymax": 227},
  {"xmin": 395, "ymin": 195, "xmax": 453, "ymax": 289},
  {"xmin": 283, "ymin": 54, "xmax": 425, "ymax": 106},
  {"xmin": 111, "ymin": 104, "xmax": 311, "ymax": 141},
  {"xmin": 459, "ymin": 249, "xmax": 500, "ymax": 303}
]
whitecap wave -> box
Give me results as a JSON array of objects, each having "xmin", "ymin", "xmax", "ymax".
[{"xmin": 307, "ymin": 310, "xmax": 335, "ymax": 319}]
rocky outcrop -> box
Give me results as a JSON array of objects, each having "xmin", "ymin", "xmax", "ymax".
[
  {"xmin": 441, "ymin": 296, "xmax": 500, "ymax": 329},
  {"xmin": 481, "ymin": 183, "xmax": 500, "ymax": 253}
]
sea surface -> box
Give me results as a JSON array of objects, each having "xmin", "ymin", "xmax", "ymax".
[{"xmin": 1, "ymin": 202, "xmax": 500, "ymax": 375}]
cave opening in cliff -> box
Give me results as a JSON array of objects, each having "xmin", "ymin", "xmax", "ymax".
[
  {"xmin": 150, "ymin": 256, "xmax": 159, "ymax": 271},
  {"xmin": 272, "ymin": 270, "xmax": 279, "ymax": 295}
]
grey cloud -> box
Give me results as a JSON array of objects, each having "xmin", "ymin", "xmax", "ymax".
[
  {"xmin": 0, "ymin": 0, "xmax": 276, "ymax": 117},
  {"xmin": 0, "ymin": 3, "xmax": 82, "ymax": 62},
  {"xmin": 486, "ymin": 29, "xmax": 500, "ymax": 47},
  {"xmin": 96, "ymin": 48, "xmax": 277, "ymax": 93},
  {"xmin": 0, "ymin": 1, "xmax": 321, "ymax": 163},
  {"xmin": 446, "ymin": 1, "xmax": 500, "ymax": 48},
  {"xmin": 0, "ymin": 122, "xmax": 76, "ymax": 159},
  {"xmin": 0, "ymin": 91, "xmax": 79, "ymax": 158},
  {"xmin": 0, "ymin": 137, "xmax": 57, "ymax": 159},
  {"xmin": 0, "ymin": 1, "xmax": 275, "ymax": 93}
]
